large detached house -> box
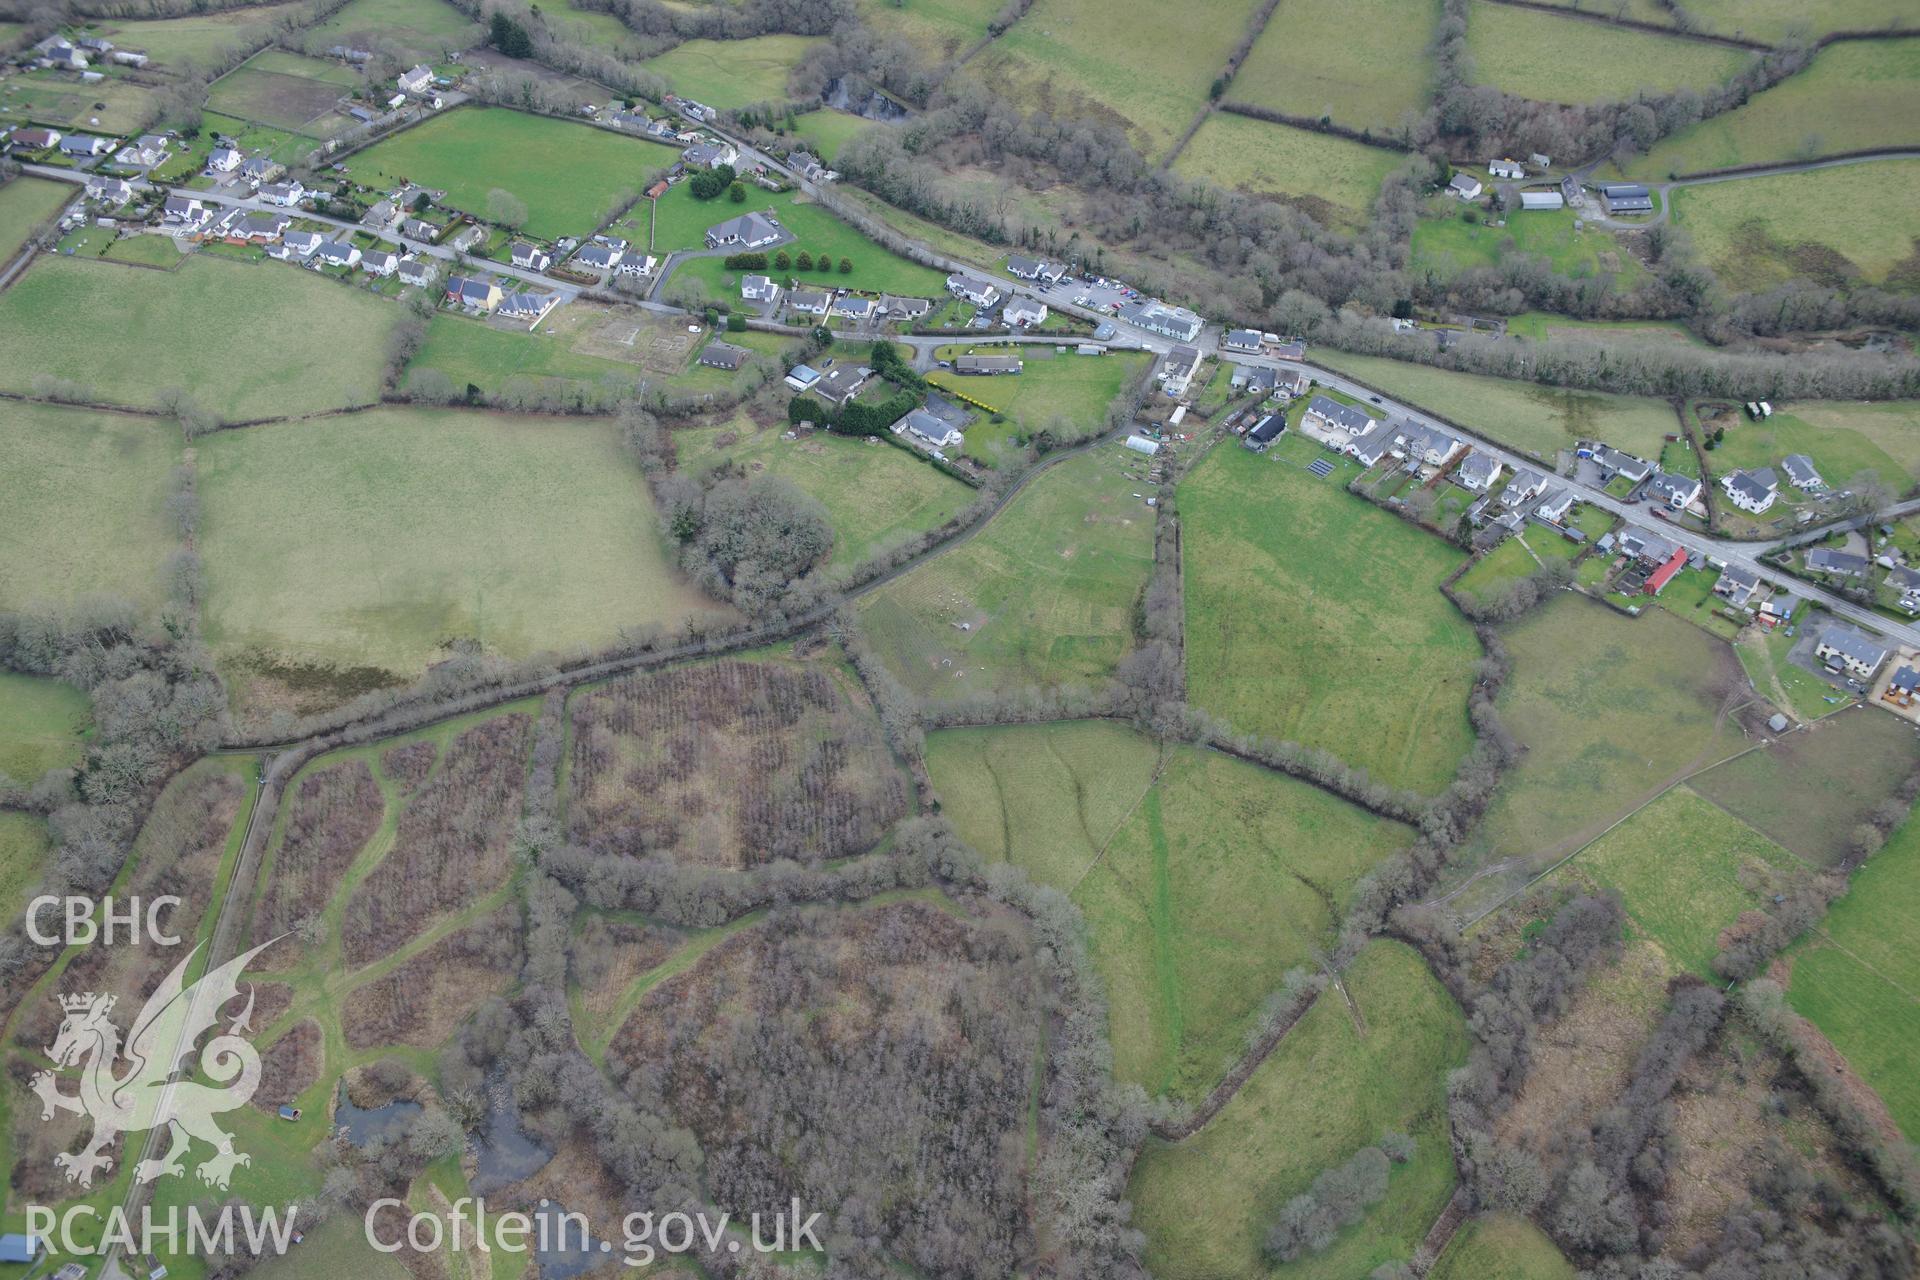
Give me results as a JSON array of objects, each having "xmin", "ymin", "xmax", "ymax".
[
  {"xmin": 1814, "ymin": 625, "xmax": 1888, "ymax": 680},
  {"xmin": 705, "ymin": 211, "xmax": 781, "ymax": 250},
  {"xmin": 1721, "ymin": 467, "xmax": 1779, "ymax": 515}
]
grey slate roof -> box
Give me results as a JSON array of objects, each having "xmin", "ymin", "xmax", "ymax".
[{"xmin": 1305, "ymin": 394, "xmax": 1374, "ymax": 435}]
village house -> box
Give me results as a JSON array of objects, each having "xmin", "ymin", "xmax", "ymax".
[
  {"xmin": 697, "ymin": 341, "xmax": 750, "ymax": 371},
  {"xmin": 397, "ymin": 257, "xmax": 437, "ymax": 287},
  {"xmin": 1447, "ymin": 173, "xmax": 1482, "ymax": 200},
  {"xmin": 162, "ymin": 194, "xmax": 207, "ymax": 225},
  {"xmin": 403, "ymin": 217, "xmax": 441, "ymax": 242},
  {"xmin": 787, "ymin": 288, "xmax": 831, "ymax": 316},
  {"xmin": 615, "ymin": 255, "xmax": 658, "ymax": 278},
  {"xmin": 1642, "ymin": 545, "xmax": 1689, "ymax": 596},
  {"xmin": 1456, "ymin": 451, "xmax": 1503, "ymax": 492},
  {"xmin": 813, "ymin": 365, "xmax": 869, "ymax": 406},
  {"xmin": 1159, "ymin": 346, "xmax": 1204, "ymax": 398},
  {"xmin": 880, "ymin": 294, "xmax": 932, "ymax": 321},
  {"xmin": 239, "ymin": 154, "xmax": 280, "ymax": 183},
  {"xmin": 228, "ymin": 210, "xmax": 290, "ymax": 241},
  {"xmin": 281, "ymin": 229, "xmax": 324, "ymax": 257},
  {"xmin": 1806, "ymin": 548, "xmax": 1869, "ymax": 578},
  {"xmin": 363, "ymin": 199, "xmax": 398, "ymax": 229},
  {"xmin": 1647, "ymin": 471, "xmax": 1701, "ymax": 510},
  {"xmin": 741, "ymin": 274, "xmax": 781, "ymax": 305},
  {"xmin": 1302, "ymin": 394, "xmax": 1375, "ymax": 440},
  {"xmin": 784, "ymin": 364, "xmax": 822, "ymax": 393},
  {"xmin": 58, "ymin": 134, "xmax": 115, "ymax": 158},
  {"xmin": 84, "ymin": 175, "xmax": 131, "ymax": 205},
  {"xmin": 1223, "ymin": 328, "xmax": 1263, "ymax": 354},
  {"xmin": 705, "ymin": 211, "xmax": 782, "ymax": 250},
  {"xmin": 1006, "ymin": 254, "xmax": 1046, "ymax": 280},
  {"xmin": 1489, "ymin": 158, "xmax": 1526, "ymax": 180},
  {"xmin": 1721, "ymin": 467, "xmax": 1779, "ymax": 515},
  {"xmin": 956, "ymin": 354, "xmax": 1022, "ymax": 375},
  {"xmin": 397, "ymin": 64, "xmax": 434, "ymax": 95},
  {"xmin": 683, "ymin": 140, "xmax": 738, "ymax": 170},
  {"xmin": 1242, "ymin": 366, "xmax": 1279, "ymax": 398},
  {"xmin": 206, "ymin": 146, "xmax": 242, "ymax": 173},
  {"xmin": 946, "ymin": 273, "xmax": 1002, "ymax": 308},
  {"xmin": 362, "ymin": 248, "xmax": 398, "ymax": 277},
  {"xmin": 1116, "ymin": 298, "xmax": 1203, "ymax": 342},
  {"xmin": 1243, "ymin": 412, "xmax": 1285, "ymax": 452},
  {"xmin": 446, "ymin": 275, "xmax": 503, "ymax": 313},
  {"xmin": 258, "ymin": 181, "xmax": 305, "ymax": 207},
  {"xmin": 788, "ymin": 150, "xmax": 827, "ymax": 182},
  {"xmin": 1781, "ymin": 454, "xmax": 1826, "ymax": 492},
  {"xmin": 1714, "ymin": 565, "xmax": 1762, "ymax": 607},
  {"xmin": 10, "ymin": 127, "xmax": 61, "ymax": 152},
  {"xmin": 1885, "ymin": 665, "xmax": 1920, "ymax": 709},
  {"xmin": 1814, "ymin": 625, "xmax": 1889, "ymax": 680},
  {"xmin": 832, "ymin": 296, "xmax": 877, "ymax": 322},
  {"xmin": 313, "ymin": 240, "xmax": 360, "ymax": 268},
  {"xmin": 893, "ymin": 407, "xmax": 961, "ymax": 451},
  {"xmin": 1533, "ymin": 488, "xmax": 1575, "ymax": 525},
  {"xmin": 1590, "ymin": 444, "xmax": 1654, "ymax": 484},
  {"xmin": 511, "ymin": 242, "xmax": 551, "ymax": 271},
  {"xmin": 1003, "ymin": 297, "xmax": 1048, "ymax": 327},
  {"xmin": 500, "ymin": 292, "xmax": 555, "ymax": 323},
  {"xmin": 115, "ymin": 134, "xmax": 167, "ymax": 167},
  {"xmin": 1501, "ymin": 469, "xmax": 1548, "ymax": 509},
  {"xmin": 574, "ymin": 243, "xmax": 623, "ymax": 271}
]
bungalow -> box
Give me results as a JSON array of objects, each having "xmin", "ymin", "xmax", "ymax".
[
  {"xmin": 398, "ymin": 257, "xmax": 437, "ymax": 287},
  {"xmin": 1488, "ymin": 158, "xmax": 1526, "ymax": 180},
  {"xmin": 362, "ymin": 248, "xmax": 398, "ymax": 276},
  {"xmin": 574, "ymin": 243, "xmax": 622, "ymax": 271},
  {"xmin": 258, "ymin": 181, "xmax": 304, "ymax": 207},
  {"xmin": 1456, "ymin": 451, "xmax": 1503, "ymax": 492},
  {"xmin": 1781, "ymin": 453, "xmax": 1826, "ymax": 492},
  {"xmin": 206, "ymin": 146, "xmax": 242, "ymax": 173},
  {"xmin": 313, "ymin": 240, "xmax": 360, "ymax": 268},
  {"xmin": 162, "ymin": 194, "xmax": 206, "ymax": 224},
  {"xmin": 9, "ymin": 127, "xmax": 60, "ymax": 152},
  {"xmin": 893, "ymin": 407, "xmax": 962, "ymax": 450},
  {"xmin": 1447, "ymin": 173, "xmax": 1483, "ymax": 200},
  {"xmin": 1501, "ymin": 469, "xmax": 1548, "ymax": 509},
  {"xmin": 1533, "ymin": 488, "xmax": 1575, "ymax": 525},
  {"xmin": 1592, "ymin": 444, "xmax": 1654, "ymax": 483},
  {"xmin": 1003, "ymin": 297, "xmax": 1048, "ymax": 327},
  {"xmin": 1814, "ymin": 624, "xmax": 1889, "ymax": 680},
  {"xmin": 397, "ymin": 64, "xmax": 434, "ymax": 95},
  {"xmin": 1714, "ymin": 565, "xmax": 1761, "ymax": 606},
  {"xmin": 58, "ymin": 134, "xmax": 115, "ymax": 158},
  {"xmin": 403, "ymin": 217, "xmax": 441, "ymax": 242},
  {"xmin": 1223, "ymin": 328, "xmax": 1263, "ymax": 353},
  {"xmin": 880, "ymin": 294, "xmax": 932, "ymax": 320},
  {"xmin": 697, "ymin": 340, "xmax": 750, "ymax": 371},
  {"xmin": 784, "ymin": 364, "xmax": 822, "ymax": 393},
  {"xmin": 500, "ymin": 291, "xmax": 556, "ymax": 323},
  {"xmin": 741, "ymin": 274, "xmax": 781, "ymax": 304},
  {"xmin": 446, "ymin": 275, "xmax": 503, "ymax": 313},
  {"xmin": 1244, "ymin": 366, "xmax": 1278, "ymax": 398},
  {"xmin": 683, "ymin": 140, "xmax": 738, "ymax": 169},
  {"xmin": 956, "ymin": 354, "xmax": 1022, "ymax": 375},
  {"xmin": 281, "ymin": 229, "xmax": 324, "ymax": 257},
  {"xmin": 945, "ymin": 273, "xmax": 1002, "ymax": 308},
  {"xmin": 1243, "ymin": 413, "xmax": 1285, "ymax": 451},
  {"xmin": 84, "ymin": 175, "xmax": 132, "ymax": 205},
  {"xmin": 1646, "ymin": 470, "xmax": 1701, "ymax": 510},
  {"xmin": 832, "ymin": 296, "xmax": 877, "ymax": 322},
  {"xmin": 705, "ymin": 210, "xmax": 782, "ymax": 250},
  {"xmin": 510, "ymin": 242, "xmax": 551, "ymax": 271},
  {"xmin": 1116, "ymin": 298, "xmax": 1203, "ymax": 342},
  {"xmin": 814, "ymin": 364, "xmax": 868, "ymax": 406},
  {"xmin": 232, "ymin": 211, "xmax": 290, "ymax": 241},
  {"xmin": 1159, "ymin": 345, "xmax": 1204, "ymax": 398},
  {"xmin": 1006, "ymin": 254, "xmax": 1046, "ymax": 280},
  {"xmin": 1302, "ymin": 394, "xmax": 1375, "ymax": 439},
  {"xmin": 787, "ymin": 288, "xmax": 831, "ymax": 316},
  {"xmin": 615, "ymin": 255, "xmax": 658, "ymax": 278},
  {"xmin": 1806, "ymin": 548, "xmax": 1869, "ymax": 579},
  {"xmin": 1721, "ymin": 467, "xmax": 1779, "ymax": 515}
]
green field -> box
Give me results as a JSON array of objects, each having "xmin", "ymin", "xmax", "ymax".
[
  {"xmin": 1690, "ymin": 707, "xmax": 1920, "ymax": 866},
  {"xmin": 1174, "ymin": 113, "xmax": 1403, "ymax": 227},
  {"xmin": 858, "ymin": 444, "xmax": 1156, "ymax": 698},
  {"xmin": 1431, "ymin": 1214, "xmax": 1576, "ymax": 1280},
  {"xmin": 312, "ymin": 0, "xmax": 478, "ymax": 51},
  {"xmin": 855, "ymin": 0, "xmax": 1003, "ymax": 58},
  {"xmin": 1735, "ymin": 610, "xmax": 1847, "ymax": 723},
  {"xmin": 1228, "ymin": 0, "xmax": 1438, "ymax": 133},
  {"xmin": 1672, "ymin": 161, "xmax": 1920, "ymax": 291},
  {"xmin": 674, "ymin": 417, "xmax": 975, "ymax": 571},
  {"xmin": 196, "ymin": 408, "xmax": 720, "ymax": 680},
  {"xmin": 642, "ymin": 35, "xmax": 821, "ymax": 109},
  {"xmin": 0, "ymin": 69, "xmax": 155, "ymax": 134},
  {"xmin": 0, "ymin": 176, "xmax": 69, "ymax": 262},
  {"xmin": 967, "ymin": 0, "xmax": 1267, "ymax": 157},
  {"xmin": 1477, "ymin": 599, "xmax": 1746, "ymax": 866},
  {"xmin": 1182, "ymin": 438, "xmax": 1478, "ymax": 795},
  {"xmin": 207, "ymin": 49, "xmax": 361, "ymax": 133},
  {"xmin": 929, "ymin": 723, "xmax": 1413, "ymax": 1101},
  {"xmin": 1130, "ymin": 941, "xmax": 1467, "ymax": 1280},
  {"xmin": 0, "ymin": 254, "xmax": 396, "ymax": 420},
  {"xmin": 0, "ymin": 812, "xmax": 49, "ymax": 927},
  {"xmin": 1574, "ymin": 784, "xmax": 1794, "ymax": 974},
  {"xmin": 351, "ymin": 107, "xmax": 677, "ymax": 240},
  {"xmin": 1310, "ymin": 350, "xmax": 1679, "ymax": 461},
  {"xmin": 408, "ymin": 312, "xmax": 645, "ymax": 395},
  {"xmin": 1527, "ymin": 0, "xmax": 1911, "ymax": 39},
  {"xmin": 1788, "ymin": 801, "xmax": 1920, "ymax": 1142},
  {"xmin": 102, "ymin": 233, "xmax": 183, "ymax": 267},
  {"xmin": 1705, "ymin": 397, "xmax": 1920, "ymax": 495},
  {"xmin": 90, "ymin": 5, "xmax": 308, "ymax": 68},
  {"xmin": 0, "ymin": 674, "xmax": 88, "ymax": 783},
  {"xmin": 928, "ymin": 347, "xmax": 1147, "ymax": 463},
  {"xmin": 650, "ymin": 183, "xmax": 950, "ymax": 298},
  {"xmin": 1628, "ymin": 40, "xmax": 1920, "ymax": 179},
  {"xmin": 787, "ymin": 108, "xmax": 877, "ymax": 165},
  {"xmin": 0, "ymin": 402, "xmax": 182, "ymax": 613},
  {"xmin": 1413, "ymin": 204, "xmax": 1645, "ymax": 287},
  {"xmin": 1465, "ymin": 0, "xmax": 1753, "ymax": 105}
]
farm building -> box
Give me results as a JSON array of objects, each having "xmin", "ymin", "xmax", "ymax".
[
  {"xmin": 1814, "ymin": 625, "xmax": 1889, "ymax": 679},
  {"xmin": 1599, "ymin": 183, "xmax": 1653, "ymax": 215},
  {"xmin": 1519, "ymin": 191, "xmax": 1564, "ymax": 211},
  {"xmin": 697, "ymin": 341, "xmax": 750, "ymax": 371},
  {"xmin": 1643, "ymin": 547, "xmax": 1688, "ymax": 596},
  {"xmin": 705, "ymin": 211, "xmax": 782, "ymax": 250},
  {"xmin": 1125, "ymin": 434, "xmax": 1162, "ymax": 456},
  {"xmin": 956, "ymin": 354, "xmax": 1022, "ymax": 375},
  {"xmin": 785, "ymin": 364, "xmax": 822, "ymax": 392}
]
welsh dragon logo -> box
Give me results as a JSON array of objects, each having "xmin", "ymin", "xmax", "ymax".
[{"xmin": 31, "ymin": 939, "xmax": 277, "ymax": 1190}]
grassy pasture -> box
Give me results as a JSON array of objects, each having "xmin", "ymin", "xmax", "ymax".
[
  {"xmin": 1526, "ymin": 0, "xmax": 1911, "ymax": 40},
  {"xmin": 90, "ymin": 5, "xmax": 308, "ymax": 68},
  {"xmin": 0, "ymin": 70, "xmax": 155, "ymax": 133},
  {"xmin": 854, "ymin": 0, "xmax": 1003, "ymax": 59},
  {"xmin": 1574, "ymin": 785, "xmax": 1795, "ymax": 974},
  {"xmin": 1431, "ymin": 1214, "xmax": 1576, "ymax": 1280},
  {"xmin": 1788, "ymin": 802, "xmax": 1920, "ymax": 1142},
  {"xmin": 967, "ymin": 0, "xmax": 1266, "ymax": 157},
  {"xmin": 196, "ymin": 408, "xmax": 718, "ymax": 683},
  {"xmin": 1689, "ymin": 707, "xmax": 1920, "ymax": 866},
  {"xmin": 929, "ymin": 723, "xmax": 1413, "ymax": 1101},
  {"xmin": 0, "ymin": 674, "xmax": 89, "ymax": 783},
  {"xmin": 641, "ymin": 35, "xmax": 821, "ymax": 109},
  {"xmin": 1478, "ymin": 599, "xmax": 1746, "ymax": 865},
  {"xmin": 1173, "ymin": 113, "xmax": 1402, "ymax": 227},
  {"xmin": 103, "ymin": 233, "xmax": 182, "ymax": 267},
  {"xmin": 0, "ymin": 176, "xmax": 70, "ymax": 262},
  {"xmin": 312, "ymin": 0, "xmax": 479, "ymax": 51},
  {"xmin": 351, "ymin": 107, "xmax": 677, "ymax": 239},
  {"xmin": 1672, "ymin": 161, "xmax": 1920, "ymax": 291},
  {"xmin": 1182, "ymin": 438, "xmax": 1478, "ymax": 795},
  {"xmin": 858, "ymin": 444, "xmax": 1156, "ymax": 698},
  {"xmin": 787, "ymin": 108, "xmax": 876, "ymax": 164},
  {"xmin": 1627, "ymin": 40, "xmax": 1920, "ymax": 178},
  {"xmin": 1465, "ymin": 0, "xmax": 1752, "ymax": 105},
  {"xmin": 674, "ymin": 417, "xmax": 974, "ymax": 571},
  {"xmin": 1229, "ymin": 0, "xmax": 1438, "ymax": 133},
  {"xmin": 0, "ymin": 402, "xmax": 181, "ymax": 613},
  {"xmin": 1310, "ymin": 350, "xmax": 1678, "ymax": 461},
  {"xmin": 0, "ymin": 813, "xmax": 49, "ymax": 929},
  {"xmin": 650, "ymin": 184, "xmax": 950, "ymax": 297},
  {"xmin": 208, "ymin": 50, "xmax": 360, "ymax": 132},
  {"xmin": 927, "ymin": 346, "xmax": 1147, "ymax": 463},
  {"xmin": 1130, "ymin": 941, "xmax": 1467, "ymax": 1280},
  {"xmin": 1413, "ymin": 204, "xmax": 1644, "ymax": 287},
  {"xmin": 407, "ymin": 312, "xmax": 645, "ymax": 395},
  {"xmin": 1705, "ymin": 397, "xmax": 1920, "ymax": 495},
  {"xmin": 0, "ymin": 254, "xmax": 395, "ymax": 420}
]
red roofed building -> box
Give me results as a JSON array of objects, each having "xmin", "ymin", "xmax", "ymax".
[{"xmin": 1644, "ymin": 547, "xmax": 1688, "ymax": 596}]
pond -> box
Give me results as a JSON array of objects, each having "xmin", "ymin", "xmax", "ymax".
[{"xmin": 332, "ymin": 1084, "xmax": 421, "ymax": 1148}]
